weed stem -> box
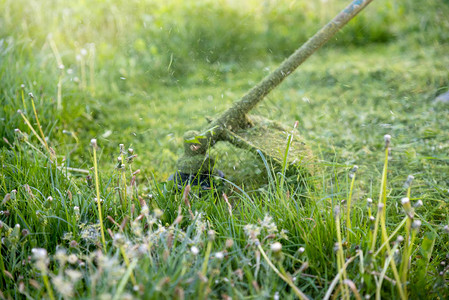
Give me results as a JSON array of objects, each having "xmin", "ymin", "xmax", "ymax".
[
  {"xmin": 92, "ymin": 141, "xmax": 107, "ymax": 251},
  {"xmin": 257, "ymin": 244, "xmax": 309, "ymax": 300}
]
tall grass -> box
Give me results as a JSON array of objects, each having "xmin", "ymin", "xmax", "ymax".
[{"xmin": 1, "ymin": 0, "xmax": 449, "ymax": 298}]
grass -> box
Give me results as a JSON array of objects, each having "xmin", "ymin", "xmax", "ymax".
[{"xmin": 1, "ymin": 0, "xmax": 449, "ymax": 298}]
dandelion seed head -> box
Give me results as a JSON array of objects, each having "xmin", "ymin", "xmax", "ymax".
[
  {"xmin": 113, "ymin": 233, "xmax": 126, "ymax": 247},
  {"xmin": 384, "ymin": 134, "xmax": 391, "ymax": 148},
  {"xmin": 333, "ymin": 205, "xmax": 340, "ymax": 217},
  {"xmin": 55, "ymin": 249, "xmax": 67, "ymax": 264},
  {"xmin": 225, "ymin": 239, "xmax": 234, "ymax": 249},
  {"xmin": 411, "ymin": 220, "xmax": 422, "ymax": 231},
  {"xmin": 31, "ymin": 248, "xmax": 47, "ymax": 260},
  {"xmin": 270, "ymin": 242, "xmax": 282, "ymax": 253},
  {"xmin": 190, "ymin": 246, "xmax": 199, "ymax": 255},
  {"xmin": 65, "ymin": 269, "xmax": 82, "ymax": 282},
  {"xmin": 90, "ymin": 138, "xmax": 97, "ymax": 148},
  {"xmin": 401, "ymin": 197, "xmax": 410, "ymax": 205},
  {"xmin": 68, "ymin": 254, "xmax": 78, "ymax": 264},
  {"xmin": 243, "ymin": 224, "xmax": 261, "ymax": 244},
  {"xmin": 378, "ymin": 203, "xmax": 384, "ymax": 211},
  {"xmin": 208, "ymin": 229, "xmax": 216, "ymax": 241},
  {"xmin": 403, "ymin": 175, "xmax": 414, "ymax": 189},
  {"xmin": 52, "ymin": 275, "xmax": 73, "ymax": 298}
]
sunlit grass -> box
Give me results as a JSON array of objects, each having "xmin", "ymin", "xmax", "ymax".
[{"xmin": 1, "ymin": 0, "xmax": 449, "ymax": 298}]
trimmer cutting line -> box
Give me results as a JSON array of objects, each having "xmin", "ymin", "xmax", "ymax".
[{"xmin": 171, "ymin": 0, "xmax": 375, "ymax": 189}]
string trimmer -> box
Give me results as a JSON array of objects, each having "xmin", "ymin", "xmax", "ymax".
[{"xmin": 171, "ymin": 0, "xmax": 375, "ymax": 189}]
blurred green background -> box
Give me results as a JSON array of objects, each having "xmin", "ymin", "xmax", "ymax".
[{"xmin": 1, "ymin": 0, "xmax": 448, "ymax": 181}]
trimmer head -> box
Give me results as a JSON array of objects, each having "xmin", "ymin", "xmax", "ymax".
[
  {"xmin": 171, "ymin": 114, "xmax": 314, "ymax": 190},
  {"xmin": 223, "ymin": 115, "xmax": 313, "ymax": 169}
]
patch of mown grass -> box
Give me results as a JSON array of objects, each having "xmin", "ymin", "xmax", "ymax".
[{"xmin": 1, "ymin": 0, "xmax": 449, "ymax": 298}]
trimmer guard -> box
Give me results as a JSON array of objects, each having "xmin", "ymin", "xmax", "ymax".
[{"xmin": 223, "ymin": 115, "xmax": 314, "ymax": 174}]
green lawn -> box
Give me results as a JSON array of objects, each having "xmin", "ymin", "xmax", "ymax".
[{"xmin": 1, "ymin": 0, "xmax": 449, "ymax": 298}]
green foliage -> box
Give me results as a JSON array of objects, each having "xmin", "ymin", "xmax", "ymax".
[{"xmin": 1, "ymin": 0, "xmax": 449, "ymax": 298}]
